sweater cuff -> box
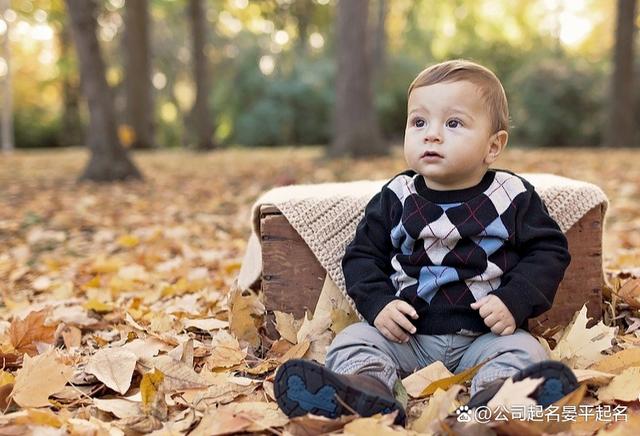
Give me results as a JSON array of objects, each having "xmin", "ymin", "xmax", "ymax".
[{"xmin": 489, "ymin": 288, "xmax": 532, "ymax": 328}]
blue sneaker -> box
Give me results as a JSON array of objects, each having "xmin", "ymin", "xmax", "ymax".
[{"xmin": 274, "ymin": 359, "xmax": 406, "ymax": 425}]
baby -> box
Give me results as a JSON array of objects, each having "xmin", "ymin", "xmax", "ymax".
[{"xmin": 274, "ymin": 60, "xmax": 578, "ymax": 425}]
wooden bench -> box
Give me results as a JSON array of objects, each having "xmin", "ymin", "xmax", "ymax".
[{"xmin": 259, "ymin": 204, "xmax": 605, "ymax": 337}]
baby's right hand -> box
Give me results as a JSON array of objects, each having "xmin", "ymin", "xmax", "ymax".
[{"xmin": 374, "ymin": 300, "xmax": 419, "ymax": 343}]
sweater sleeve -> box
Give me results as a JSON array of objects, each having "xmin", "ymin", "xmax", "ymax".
[
  {"xmin": 490, "ymin": 187, "xmax": 571, "ymax": 327},
  {"xmin": 342, "ymin": 188, "xmax": 401, "ymax": 324}
]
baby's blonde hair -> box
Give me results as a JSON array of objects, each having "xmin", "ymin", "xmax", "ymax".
[{"xmin": 408, "ymin": 59, "xmax": 509, "ymax": 133}]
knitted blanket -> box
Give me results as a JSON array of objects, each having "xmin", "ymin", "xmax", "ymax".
[{"xmin": 237, "ymin": 174, "xmax": 608, "ymax": 317}]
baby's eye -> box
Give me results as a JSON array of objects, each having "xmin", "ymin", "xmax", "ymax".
[
  {"xmin": 446, "ymin": 119, "xmax": 462, "ymax": 128},
  {"xmin": 413, "ymin": 118, "xmax": 425, "ymax": 128}
]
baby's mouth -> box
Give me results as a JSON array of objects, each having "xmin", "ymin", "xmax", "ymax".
[{"xmin": 421, "ymin": 151, "xmax": 443, "ymax": 158}]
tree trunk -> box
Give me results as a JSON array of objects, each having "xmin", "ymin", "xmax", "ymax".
[
  {"xmin": 124, "ymin": 0, "xmax": 154, "ymax": 149},
  {"xmin": 371, "ymin": 0, "xmax": 388, "ymax": 82},
  {"xmin": 58, "ymin": 21, "xmax": 83, "ymax": 146},
  {"xmin": 1, "ymin": 0, "xmax": 14, "ymax": 153},
  {"xmin": 606, "ymin": 0, "xmax": 637, "ymax": 147},
  {"xmin": 65, "ymin": 0, "xmax": 142, "ymax": 181},
  {"xmin": 188, "ymin": 0, "xmax": 215, "ymax": 150},
  {"xmin": 330, "ymin": 0, "xmax": 386, "ymax": 157}
]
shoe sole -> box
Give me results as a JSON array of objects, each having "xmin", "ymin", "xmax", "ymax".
[
  {"xmin": 512, "ymin": 360, "xmax": 579, "ymax": 407},
  {"xmin": 274, "ymin": 359, "xmax": 406, "ymax": 425}
]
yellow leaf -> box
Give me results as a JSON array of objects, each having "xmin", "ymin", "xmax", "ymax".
[
  {"xmin": 420, "ymin": 361, "xmax": 484, "ymax": 397},
  {"xmin": 82, "ymin": 275, "xmax": 101, "ymax": 289},
  {"xmin": 13, "ymin": 408, "xmax": 63, "ymax": 428},
  {"xmin": 330, "ymin": 308, "xmax": 358, "ymax": 334},
  {"xmin": 83, "ymin": 299, "xmax": 114, "ymax": 313},
  {"xmin": 274, "ymin": 311, "xmax": 300, "ymax": 344},
  {"xmin": 228, "ymin": 288, "xmax": 264, "ymax": 348},
  {"xmin": 141, "ymin": 369, "xmax": 165, "ymax": 407},
  {"xmin": 0, "ymin": 370, "xmax": 15, "ymax": 386},
  {"xmin": 90, "ymin": 256, "xmax": 122, "ymax": 274}
]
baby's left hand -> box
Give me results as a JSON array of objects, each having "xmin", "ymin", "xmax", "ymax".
[{"xmin": 471, "ymin": 295, "xmax": 516, "ymax": 336}]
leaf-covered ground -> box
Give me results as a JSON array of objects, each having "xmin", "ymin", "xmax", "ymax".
[{"xmin": 0, "ymin": 147, "xmax": 639, "ymax": 435}]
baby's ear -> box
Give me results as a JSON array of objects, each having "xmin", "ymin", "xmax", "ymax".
[{"xmin": 485, "ymin": 130, "xmax": 508, "ymax": 164}]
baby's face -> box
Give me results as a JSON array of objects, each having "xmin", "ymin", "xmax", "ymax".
[{"xmin": 403, "ymin": 80, "xmax": 503, "ymax": 191}]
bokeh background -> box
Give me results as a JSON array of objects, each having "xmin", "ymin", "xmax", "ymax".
[{"xmin": 0, "ymin": 0, "xmax": 637, "ymax": 154}]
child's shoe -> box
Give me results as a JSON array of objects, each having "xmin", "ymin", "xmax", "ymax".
[
  {"xmin": 274, "ymin": 358, "xmax": 406, "ymax": 425},
  {"xmin": 466, "ymin": 360, "xmax": 579, "ymax": 409}
]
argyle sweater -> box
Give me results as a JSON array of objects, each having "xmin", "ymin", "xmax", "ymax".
[{"xmin": 342, "ymin": 169, "xmax": 571, "ymax": 335}]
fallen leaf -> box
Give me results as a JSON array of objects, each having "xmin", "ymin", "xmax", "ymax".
[
  {"xmin": 411, "ymin": 385, "xmax": 463, "ymax": 434},
  {"xmin": 487, "ymin": 377, "xmax": 544, "ymax": 410},
  {"xmin": 227, "ymin": 402, "xmax": 289, "ymax": 431},
  {"xmin": 61, "ymin": 325, "xmax": 82, "ymax": 349},
  {"xmin": 228, "ymin": 288, "xmax": 264, "ymax": 348},
  {"xmin": 13, "ymin": 408, "xmax": 63, "ymax": 428},
  {"xmin": 182, "ymin": 317, "xmax": 229, "ymax": 331},
  {"xmin": 86, "ymin": 347, "xmax": 138, "ymax": 394},
  {"xmin": 206, "ymin": 330, "xmax": 246, "ymax": 369},
  {"xmin": 189, "ymin": 407, "xmax": 251, "ymax": 436},
  {"xmin": 420, "ymin": 361, "xmax": 484, "ymax": 397},
  {"xmin": 590, "ymin": 348, "xmax": 640, "ymax": 374},
  {"xmin": 573, "ymin": 368, "xmax": 616, "ymax": 385},
  {"xmin": 297, "ymin": 312, "xmax": 332, "ymax": 364},
  {"xmin": 140, "ymin": 369, "xmax": 165, "ymax": 408},
  {"xmin": 618, "ymin": 278, "xmax": 640, "ymax": 309},
  {"xmin": 274, "ymin": 311, "xmax": 300, "ymax": 344},
  {"xmin": 10, "ymin": 349, "xmax": 72, "ymax": 408},
  {"xmin": 151, "ymin": 354, "xmax": 210, "ymax": 391},
  {"xmin": 93, "ymin": 398, "xmax": 142, "ymax": 418},
  {"xmin": 286, "ymin": 414, "xmax": 356, "ymax": 436},
  {"xmin": 551, "ymin": 305, "xmax": 616, "ymax": 368},
  {"xmin": 402, "ymin": 361, "xmax": 453, "ymax": 398},
  {"xmin": 343, "ymin": 412, "xmax": 406, "ymax": 435},
  {"xmin": 9, "ymin": 309, "xmax": 57, "ymax": 356},
  {"xmin": 598, "ymin": 367, "xmax": 640, "ymax": 401}
]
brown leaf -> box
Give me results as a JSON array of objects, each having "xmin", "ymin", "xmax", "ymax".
[
  {"xmin": 85, "ymin": 347, "xmax": 138, "ymax": 395},
  {"xmin": 618, "ymin": 278, "xmax": 640, "ymax": 309},
  {"xmin": 590, "ymin": 348, "xmax": 640, "ymax": 374},
  {"xmin": 9, "ymin": 309, "xmax": 57, "ymax": 356}
]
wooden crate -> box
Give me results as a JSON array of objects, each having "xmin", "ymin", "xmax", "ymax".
[{"xmin": 260, "ymin": 204, "xmax": 604, "ymax": 336}]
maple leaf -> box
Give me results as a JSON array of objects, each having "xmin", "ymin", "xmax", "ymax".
[{"xmin": 9, "ymin": 309, "xmax": 57, "ymax": 356}]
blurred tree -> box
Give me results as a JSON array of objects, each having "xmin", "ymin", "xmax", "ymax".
[
  {"xmin": 606, "ymin": 0, "xmax": 637, "ymax": 147},
  {"xmin": 331, "ymin": 0, "xmax": 386, "ymax": 157},
  {"xmin": 1, "ymin": 0, "xmax": 14, "ymax": 153},
  {"xmin": 371, "ymin": 0, "xmax": 388, "ymax": 81},
  {"xmin": 65, "ymin": 0, "xmax": 141, "ymax": 181},
  {"xmin": 187, "ymin": 0, "xmax": 216, "ymax": 150},
  {"xmin": 57, "ymin": 19, "xmax": 83, "ymax": 146},
  {"xmin": 124, "ymin": 0, "xmax": 155, "ymax": 149}
]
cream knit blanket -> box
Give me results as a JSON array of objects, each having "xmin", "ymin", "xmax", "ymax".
[{"xmin": 237, "ymin": 174, "xmax": 608, "ymax": 316}]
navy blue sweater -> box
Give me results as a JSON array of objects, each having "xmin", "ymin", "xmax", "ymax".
[{"xmin": 342, "ymin": 169, "xmax": 571, "ymax": 335}]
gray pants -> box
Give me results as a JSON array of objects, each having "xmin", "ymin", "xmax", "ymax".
[{"xmin": 325, "ymin": 322, "xmax": 548, "ymax": 395}]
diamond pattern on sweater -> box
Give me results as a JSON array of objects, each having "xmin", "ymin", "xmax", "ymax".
[{"xmin": 386, "ymin": 171, "xmax": 528, "ymax": 306}]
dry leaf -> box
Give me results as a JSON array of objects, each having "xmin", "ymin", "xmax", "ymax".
[
  {"xmin": 617, "ymin": 278, "xmax": 640, "ymax": 309},
  {"xmin": 286, "ymin": 414, "xmax": 356, "ymax": 436},
  {"xmin": 274, "ymin": 311, "xmax": 300, "ymax": 344},
  {"xmin": 9, "ymin": 309, "xmax": 57, "ymax": 356},
  {"xmin": 411, "ymin": 385, "xmax": 463, "ymax": 434},
  {"xmin": 590, "ymin": 348, "xmax": 640, "ymax": 374},
  {"xmin": 151, "ymin": 355, "xmax": 210, "ymax": 391},
  {"xmin": 189, "ymin": 407, "xmax": 251, "ymax": 436},
  {"xmin": 185, "ymin": 374, "xmax": 258, "ymax": 409},
  {"xmin": 343, "ymin": 412, "xmax": 406, "ymax": 435},
  {"xmin": 93, "ymin": 398, "xmax": 142, "ymax": 418},
  {"xmin": 141, "ymin": 369, "xmax": 165, "ymax": 408},
  {"xmin": 597, "ymin": 367, "xmax": 640, "ymax": 401},
  {"xmin": 226, "ymin": 402, "xmax": 289, "ymax": 431},
  {"xmin": 330, "ymin": 307, "xmax": 358, "ymax": 334},
  {"xmin": 297, "ymin": 312, "xmax": 332, "ymax": 364},
  {"xmin": 182, "ymin": 317, "xmax": 229, "ymax": 331},
  {"xmin": 420, "ymin": 361, "xmax": 484, "ymax": 397},
  {"xmin": 206, "ymin": 330, "xmax": 246, "ymax": 369},
  {"xmin": 487, "ymin": 377, "xmax": 544, "ymax": 410},
  {"xmin": 86, "ymin": 347, "xmax": 138, "ymax": 395},
  {"xmin": 402, "ymin": 361, "xmax": 453, "ymax": 398},
  {"xmin": 228, "ymin": 288, "xmax": 264, "ymax": 348},
  {"xmin": 551, "ymin": 305, "xmax": 616, "ymax": 368},
  {"xmin": 573, "ymin": 368, "xmax": 616, "ymax": 385},
  {"xmin": 61, "ymin": 325, "xmax": 82, "ymax": 349},
  {"xmin": 10, "ymin": 349, "xmax": 72, "ymax": 408}
]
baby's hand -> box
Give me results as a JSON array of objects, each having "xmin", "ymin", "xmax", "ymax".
[
  {"xmin": 374, "ymin": 300, "xmax": 418, "ymax": 343},
  {"xmin": 470, "ymin": 295, "xmax": 516, "ymax": 336}
]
